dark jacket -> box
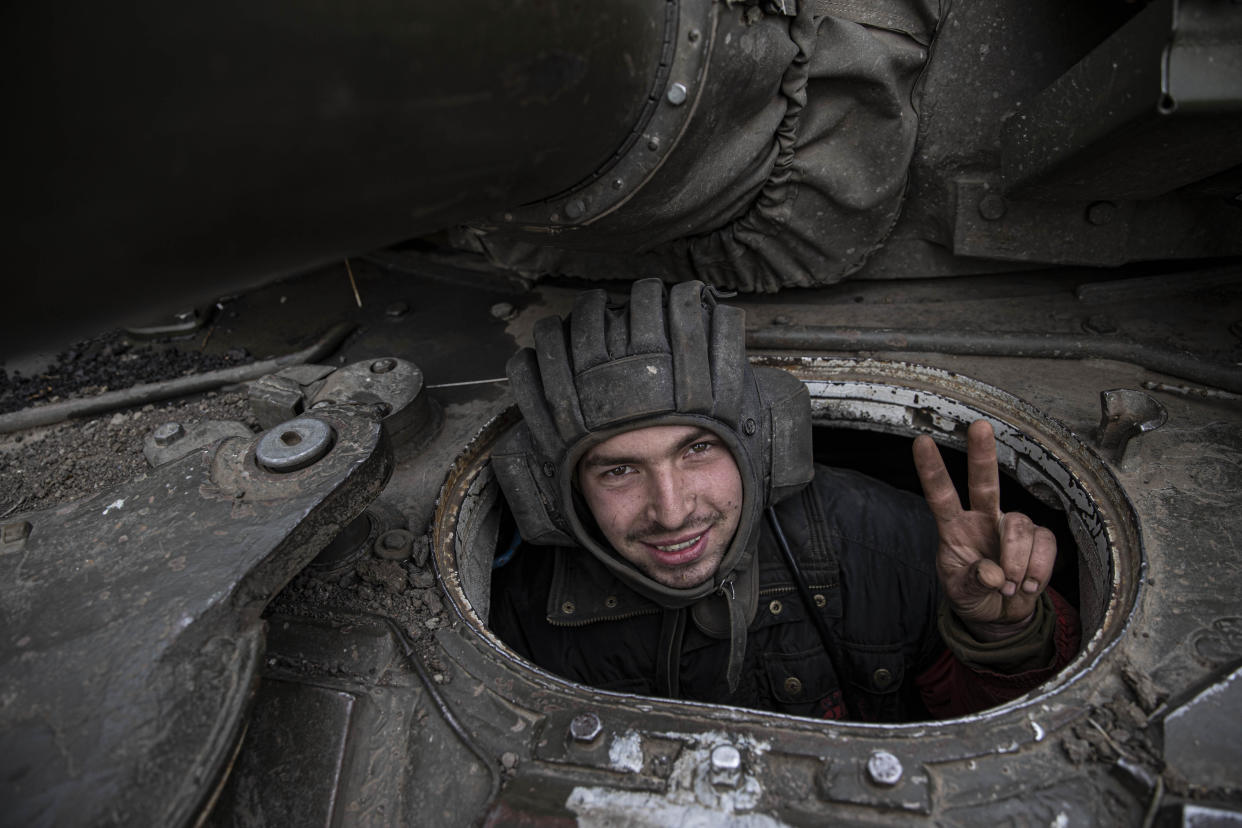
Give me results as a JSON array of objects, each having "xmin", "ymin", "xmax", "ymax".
[{"xmin": 490, "ymin": 465, "xmax": 1078, "ymax": 721}]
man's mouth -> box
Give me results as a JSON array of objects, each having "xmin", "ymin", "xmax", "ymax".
[
  {"xmin": 653, "ymin": 533, "xmax": 704, "ymax": 553},
  {"xmin": 644, "ymin": 529, "xmax": 709, "ymax": 565}
]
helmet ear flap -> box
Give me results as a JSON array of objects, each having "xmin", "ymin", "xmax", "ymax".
[
  {"xmin": 491, "ymin": 423, "xmax": 576, "ymax": 547},
  {"xmin": 754, "ymin": 366, "xmax": 814, "ymax": 505}
]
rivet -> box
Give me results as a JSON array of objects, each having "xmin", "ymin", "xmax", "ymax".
[
  {"xmin": 813, "ymin": 593, "xmax": 826, "ymax": 608},
  {"xmin": 611, "ymin": 178, "xmax": 624, "ymax": 190},
  {"xmin": 647, "ymin": 136, "xmax": 661, "ymax": 151},
  {"xmin": 867, "ymin": 751, "xmax": 903, "ymax": 786},
  {"xmin": 542, "ymin": 461, "xmax": 556, "ymax": 478},
  {"xmin": 769, "ymin": 599, "xmax": 783, "ymax": 615},
  {"xmin": 688, "ymin": 28, "xmax": 701, "ymax": 43},
  {"xmin": 744, "ymin": 418, "xmax": 757, "ymax": 436},
  {"xmin": 1086, "ymin": 200, "xmax": 1118, "ymax": 226},
  {"xmin": 561, "ymin": 601, "xmax": 576, "ymax": 615},
  {"xmin": 604, "ymin": 596, "xmax": 618, "ymax": 609},
  {"xmin": 784, "ymin": 676, "xmax": 803, "ymax": 696},
  {"xmin": 370, "ymin": 358, "xmax": 398, "ymax": 374},
  {"xmin": 565, "ymin": 199, "xmax": 586, "ymax": 219},
  {"xmin": 873, "ymin": 667, "xmax": 893, "ymax": 689},
  {"xmin": 978, "ymin": 193, "xmax": 1006, "ymax": 221},
  {"xmin": 666, "ymin": 82, "xmax": 688, "ymax": 106},
  {"xmin": 569, "ymin": 711, "xmax": 602, "ymax": 743}
]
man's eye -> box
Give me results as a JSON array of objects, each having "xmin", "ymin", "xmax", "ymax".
[
  {"xmin": 603, "ymin": 465, "xmax": 631, "ymax": 478},
  {"xmin": 688, "ymin": 441, "xmax": 712, "ymax": 455}
]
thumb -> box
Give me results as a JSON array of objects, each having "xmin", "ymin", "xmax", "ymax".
[{"xmin": 969, "ymin": 558, "xmax": 1006, "ymax": 593}]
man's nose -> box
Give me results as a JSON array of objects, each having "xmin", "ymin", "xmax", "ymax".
[{"xmin": 647, "ymin": 466, "xmax": 693, "ymax": 528}]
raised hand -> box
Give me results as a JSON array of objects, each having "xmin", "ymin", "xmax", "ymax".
[{"xmin": 912, "ymin": 420, "xmax": 1057, "ymax": 640}]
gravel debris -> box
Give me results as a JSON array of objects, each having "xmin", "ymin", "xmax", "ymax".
[
  {"xmin": 0, "ymin": 391, "xmax": 258, "ymax": 516},
  {"xmin": 1, "ymin": 329, "xmax": 254, "ymax": 415}
]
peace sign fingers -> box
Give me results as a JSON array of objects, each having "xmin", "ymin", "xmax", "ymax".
[
  {"xmin": 965, "ymin": 419, "xmax": 1003, "ymax": 519},
  {"xmin": 911, "ymin": 432, "xmax": 963, "ymax": 526}
]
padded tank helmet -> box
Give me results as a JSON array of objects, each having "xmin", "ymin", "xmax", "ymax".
[{"xmin": 492, "ymin": 279, "xmax": 813, "ymax": 610}]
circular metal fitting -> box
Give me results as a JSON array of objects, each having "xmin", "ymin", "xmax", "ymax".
[
  {"xmin": 666, "ymin": 82, "xmax": 688, "ymax": 106},
  {"xmin": 866, "ymin": 750, "xmax": 903, "ymax": 787},
  {"xmin": 152, "ymin": 422, "xmax": 185, "ymax": 447},
  {"xmin": 978, "ymin": 193, "xmax": 1007, "ymax": 221},
  {"xmin": 375, "ymin": 528, "xmax": 415, "ymax": 561},
  {"xmin": 1086, "ymin": 200, "xmax": 1118, "ymax": 226},
  {"xmin": 569, "ymin": 712, "xmax": 602, "ymax": 743},
  {"xmin": 256, "ymin": 417, "xmax": 335, "ymax": 472}
]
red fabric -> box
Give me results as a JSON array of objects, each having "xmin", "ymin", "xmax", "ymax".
[{"xmin": 915, "ymin": 590, "xmax": 1082, "ymax": 718}]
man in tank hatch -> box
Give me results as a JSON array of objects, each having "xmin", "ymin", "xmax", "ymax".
[{"xmin": 488, "ymin": 280, "xmax": 1079, "ymax": 720}]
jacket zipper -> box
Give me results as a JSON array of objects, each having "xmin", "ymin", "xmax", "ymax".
[{"xmin": 547, "ymin": 606, "xmax": 661, "ymax": 628}]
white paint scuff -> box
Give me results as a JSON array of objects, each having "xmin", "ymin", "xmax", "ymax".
[{"xmin": 609, "ymin": 730, "xmax": 644, "ymax": 774}]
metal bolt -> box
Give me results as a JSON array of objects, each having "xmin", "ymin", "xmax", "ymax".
[
  {"xmin": 688, "ymin": 28, "xmax": 701, "ymax": 43},
  {"xmin": 1096, "ymin": 388, "xmax": 1168, "ymax": 463},
  {"xmin": 256, "ymin": 417, "xmax": 335, "ymax": 472},
  {"xmin": 569, "ymin": 712, "xmax": 602, "ymax": 743},
  {"xmin": 385, "ymin": 301, "xmax": 409, "ymax": 318},
  {"xmin": 375, "ymin": 528, "xmax": 415, "ymax": 561},
  {"xmin": 666, "ymin": 82, "xmax": 688, "ymax": 106},
  {"xmin": 490, "ymin": 302, "xmax": 516, "ymax": 321},
  {"xmin": 611, "ymin": 178, "xmax": 624, "ymax": 190},
  {"xmin": 370, "ymin": 358, "xmax": 398, "ymax": 374},
  {"xmin": 153, "ymin": 422, "xmax": 185, "ymax": 447},
  {"xmin": 647, "ymin": 136, "xmax": 661, "ymax": 151},
  {"xmin": 978, "ymin": 193, "xmax": 1006, "ymax": 221},
  {"xmin": 1086, "ymin": 200, "xmax": 1118, "ymax": 226},
  {"xmin": 565, "ymin": 199, "xmax": 586, "ymax": 219},
  {"xmin": 710, "ymin": 745, "xmax": 743, "ymax": 789},
  {"xmin": 866, "ymin": 751, "xmax": 903, "ymax": 786}
]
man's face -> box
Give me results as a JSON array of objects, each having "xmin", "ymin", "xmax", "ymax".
[{"xmin": 577, "ymin": 424, "xmax": 743, "ymax": 589}]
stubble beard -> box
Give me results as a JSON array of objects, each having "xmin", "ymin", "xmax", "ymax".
[{"xmin": 625, "ymin": 509, "xmax": 730, "ymax": 588}]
